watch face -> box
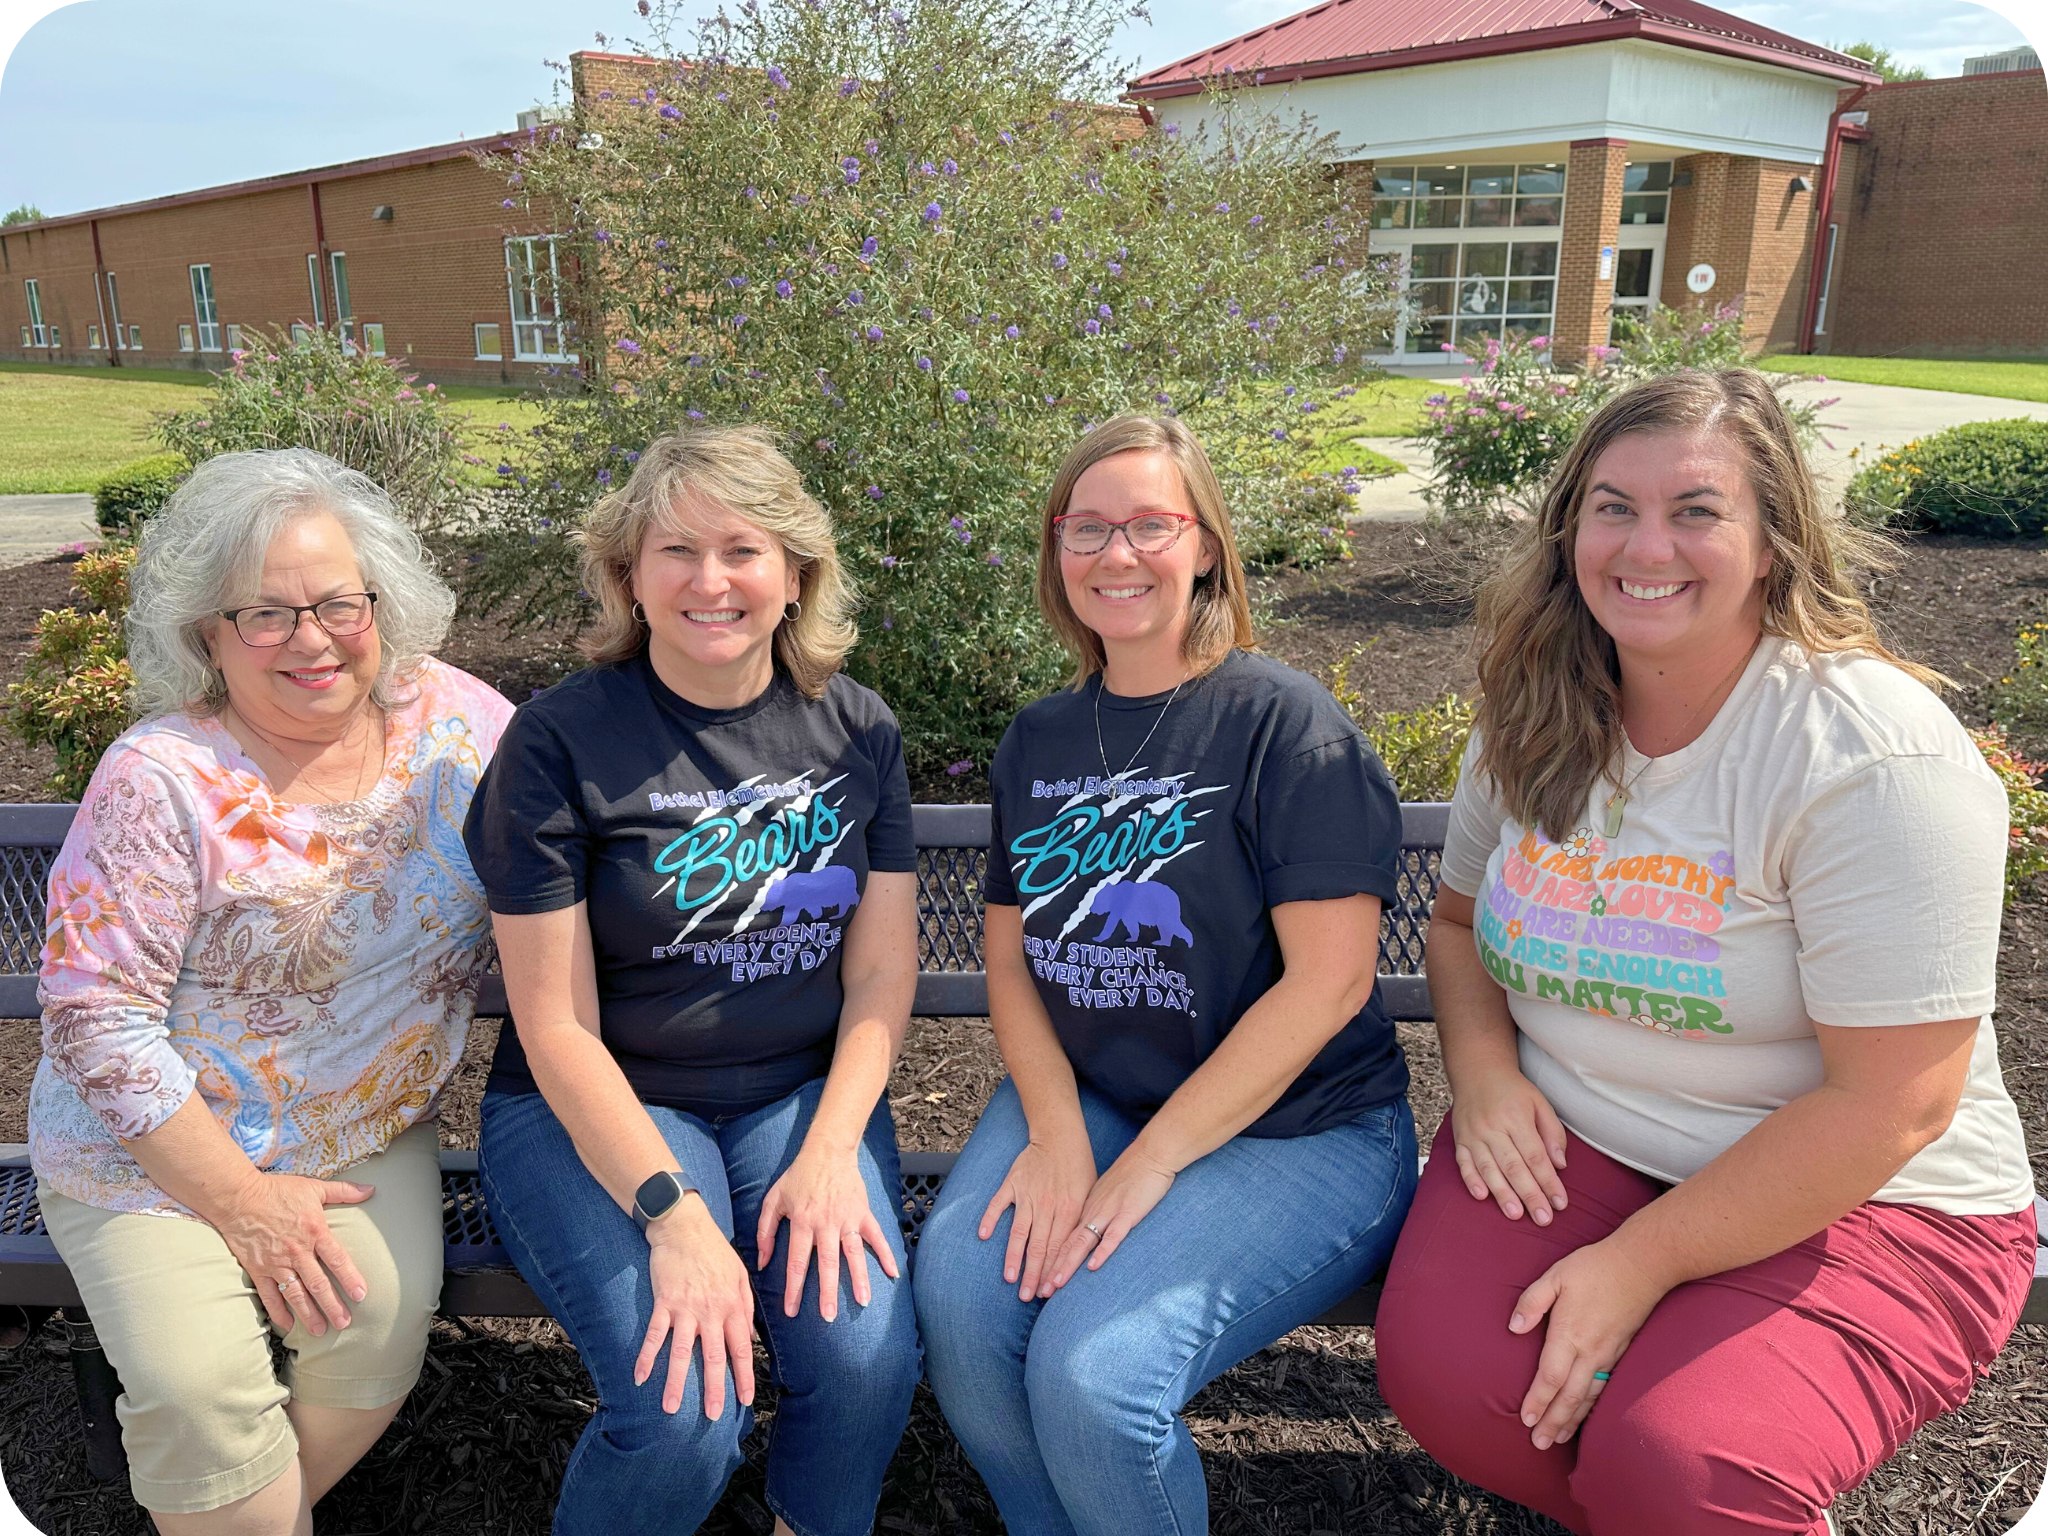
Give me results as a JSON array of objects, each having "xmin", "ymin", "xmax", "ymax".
[{"xmin": 636, "ymin": 1171, "xmax": 683, "ymax": 1224}]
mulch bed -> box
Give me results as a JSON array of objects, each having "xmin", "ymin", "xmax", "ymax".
[{"xmin": 0, "ymin": 528, "xmax": 2042, "ymax": 1533}]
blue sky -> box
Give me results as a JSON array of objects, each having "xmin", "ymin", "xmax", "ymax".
[{"xmin": 0, "ymin": 0, "xmax": 2038, "ymax": 219}]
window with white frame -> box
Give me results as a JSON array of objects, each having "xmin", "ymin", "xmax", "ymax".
[
  {"xmin": 49, "ymin": 326, "xmax": 60, "ymax": 349},
  {"xmin": 306, "ymin": 254, "xmax": 325, "ymax": 327},
  {"xmin": 361, "ymin": 323, "xmax": 386, "ymax": 357},
  {"xmin": 89, "ymin": 325, "xmax": 102, "ymax": 350},
  {"xmin": 105, "ymin": 273, "xmax": 126, "ymax": 348},
  {"xmin": 225, "ymin": 323, "xmax": 243, "ymax": 352},
  {"xmin": 330, "ymin": 252, "xmax": 355, "ymax": 350},
  {"xmin": 475, "ymin": 322, "xmax": 503, "ymax": 361},
  {"xmin": 506, "ymin": 235, "xmax": 569, "ymax": 360},
  {"xmin": 179, "ymin": 322, "xmax": 195, "ymax": 352},
  {"xmin": 128, "ymin": 324, "xmax": 141, "ymax": 351},
  {"xmin": 1373, "ymin": 162, "xmax": 1565, "ymax": 231},
  {"xmin": 189, "ymin": 264, "xmax": 222, "ymax": 351},
  {"xmin": 23, "ymin": 279, "xmax": 47, "ymax": 347},
  {"xmin": 1621, "ymin": 162, "xmax": 1671, "ymax": 226},
  {"xmin": 16, "ymin": 327, "xmax": 27, "ymax": 348},
  {"xmin": 1369, "ymin": 163, "xmax": 1569, "ymax": 355},
  {"xmin": 291, "ymin": 322, "xmax": 312, "ymax": 347}
]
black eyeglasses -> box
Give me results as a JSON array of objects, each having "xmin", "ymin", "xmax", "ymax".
[
  {"xmin": 219, "ymin": 592, "xmax": 378, "ymax": 647},
  {"xmin": 1052, "ymin": 512, "xmax": 1195, "ymax": 555}
]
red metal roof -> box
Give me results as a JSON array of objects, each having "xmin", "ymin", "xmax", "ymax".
[{"xmin": 1128, "ymin": 0, "xmax": 1879, "ymax": 96}]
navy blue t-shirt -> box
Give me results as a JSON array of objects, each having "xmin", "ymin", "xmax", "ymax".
[
  {"xmin": 984, "ymin": 649, "xmax": 1408, "ymax": 1138},
  {"xmin": 464, "ymin": 652, "xmax": 916, "ymax": 1118}
]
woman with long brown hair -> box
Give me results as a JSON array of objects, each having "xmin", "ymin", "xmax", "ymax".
[
  {"xmin": 913, "ymin": 414, "xmax": 1417, "ymax": 1534},
  {"xmin": 1376, "ymin": 369, "xmax": 2036, "ymax": 1534}
]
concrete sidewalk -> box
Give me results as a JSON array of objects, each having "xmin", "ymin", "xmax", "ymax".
[
  {"xmin": 0, "ymin": 495, "xmax": 97, "ymax": 566},
  {"xmin": 1343, "ymin": 376, "xmax": 2048, "ymax": 522}
]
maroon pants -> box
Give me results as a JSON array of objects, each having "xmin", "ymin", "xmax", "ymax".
[{"xmin": 1377, "ymin": 1120, "xmax": 2037, "ymax": 1535}]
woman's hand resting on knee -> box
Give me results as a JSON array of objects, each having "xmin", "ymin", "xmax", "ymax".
[
  {"xmin": 211, "ymin": 1170, "xmax": 375, "ymax": 1338},
  {"xmin": 1509, "ymin": 1238, "xmax": 1669, "ymax": 1450},
  {"xmin": 1449, "ymin": 1068, "xmax": 1570, "ymax": 1226},
  {"xmin": 980, "ymin": 1131, "xmax": 1097, "ymax": 1302},
  {"xmin": 638, "ymin": 1199, "xmax": 759, "ymax": 1419},
  {"xmin": 756, "ymin": 1146, "xmax": 901, "ymax": 1323}
]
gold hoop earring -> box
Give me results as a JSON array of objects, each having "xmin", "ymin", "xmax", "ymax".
[{"xmin": 631, "ymin": 601, "xmax": 647, "ymax": 623}]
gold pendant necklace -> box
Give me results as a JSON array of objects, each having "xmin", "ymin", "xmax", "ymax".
[{"xmin": 1602, "ymin": 646, "xmax": 1756, "ymax": 838}]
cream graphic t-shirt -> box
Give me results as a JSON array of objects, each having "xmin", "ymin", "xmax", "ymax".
[{"xmin": 1440, "ymin": 638, "xmax": 2033, "ymax": 1217}]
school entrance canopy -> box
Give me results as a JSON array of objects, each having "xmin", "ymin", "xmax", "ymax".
[{"xmin": 1127, "ymin": 0, "xmax": 1881, "ymax": 367}]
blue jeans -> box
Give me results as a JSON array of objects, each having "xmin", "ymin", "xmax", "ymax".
[
  {"xmin": 478, "ymin": 1079, "xmax": 921, "ymax": 1536},
  {"xmin": 913, "ymin": 1077, "xmax": 1416, "ymax": 1536}
]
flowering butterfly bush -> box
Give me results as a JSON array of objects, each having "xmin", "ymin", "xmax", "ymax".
[{"xmin": 472, "ymin": 0, "xmax": 1396, "ymax": 771}]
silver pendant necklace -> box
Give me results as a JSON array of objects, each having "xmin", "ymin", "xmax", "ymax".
[{"xmin": 1095, "ymin": 670, "xmax": 1187, "ymax": 784}]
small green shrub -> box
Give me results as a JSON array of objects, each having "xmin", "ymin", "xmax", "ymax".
[
  {"xmin": 1329, "ymin": 650, "xmax": 1473, "ymax": 801},
  {"xmin": 93, "ymin": 452, "xmax": 189, "ymax": 536},
  {"xmin": 156, "ymin": 325, "xmax": 473, "ymax": 531},
  {"xmin": 9, "ymin": 545, "xmax": 139, "ymax": 798},
  {"xmin": 1415, "ymin": 302, "xmax": 1829, "ymax": 521},
  {"xmin": 1235, "ymin": 474, "xmax": 1357, "ymax": 568},
  {"xmin": 1972, "ymin": 724, "xmax": 2048, "ymax": 900},
  {"xmin": 1845, "ymin": 420, "xmax": 2048, "ymax": 538},
  {"xmin": 1990, "ymin": 615, "xmax": 2048, "ymax": 757}
]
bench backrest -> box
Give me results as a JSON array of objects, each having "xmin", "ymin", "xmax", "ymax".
[{"xmin": 0, "ymin": 802, "xmax": 1447, "ymax": 1023}]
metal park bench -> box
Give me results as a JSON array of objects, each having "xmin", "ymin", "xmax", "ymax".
[{"xmin": 1, "ymin": 800, "xmax": 2041, "ymax": 1488}]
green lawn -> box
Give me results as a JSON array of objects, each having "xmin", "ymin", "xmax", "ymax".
[
  {"xmin": 1758, "ymin": 354, "xmax": 2048, "ymax": 403},
  {"xmin": 0, "ymin": 363, "xmax": 549, "ymax": 495},
  {"xmin": 0, "ymin": 370, "xmax": 209, "ymax": 494},
  {"xmin": 0, "ymin": 360, "xmax": 1437, "ymax": 498}
]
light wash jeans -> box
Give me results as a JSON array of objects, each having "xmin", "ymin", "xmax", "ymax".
[
  {"xmin": 912, "ymin": 1076, "xmax": 1417, "ymax": 1536},
  {"xmin": 478, "ymin": 1078, "xmax": 920, "ymax": 1536}
]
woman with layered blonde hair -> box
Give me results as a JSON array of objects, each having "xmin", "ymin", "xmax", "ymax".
[
  {"xmin": 463, "ymin": 424, "xmax": 921, "ymax": 1536},
  {"xmin": 1376, "ymin": 369, "xmax": 2036, "ymax": 1535}
]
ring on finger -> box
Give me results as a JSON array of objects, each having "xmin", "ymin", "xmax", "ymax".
[
  {"xmin": 277, "ymin": 1270, "xmax": 302, "ymax": 1293},
  {"xmin": 1591, "ymin": 1370, "xmax": 1611, "ymax": 1382},
  {"xmin": 1082, "ymin": 1221, "xmax": 1103, "ymax": 1237}
]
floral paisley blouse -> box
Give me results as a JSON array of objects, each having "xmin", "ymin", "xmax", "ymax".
[{"xmin": 30, "ymin": 658, "xmax": 512, "ymax": 1217}]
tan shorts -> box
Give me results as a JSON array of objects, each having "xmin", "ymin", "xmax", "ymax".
[{"xmin": 38, "ymin": 1120, "xmax": 444, "ymax": 1513}]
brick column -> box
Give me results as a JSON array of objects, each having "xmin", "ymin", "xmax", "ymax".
[
  {"xmin": 1553, "ymin": 138, "xmax": 1628, "ymax": 369},
  {"xmin": 1334, "ymin": 159, "xmax": 1376, "ymax": 217}
]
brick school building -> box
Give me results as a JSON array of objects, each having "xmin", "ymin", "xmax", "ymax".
[
  {"xmin": 1127, "ymin": 0, "xmax": 2046, "ymax": 368},
  {"xmin": 1, "ymin": 14, "xmax": 2043, "ymax": 383},
  {"xmin": 0, "ymin": 131, "xmax": 552, "ymax": 386}
]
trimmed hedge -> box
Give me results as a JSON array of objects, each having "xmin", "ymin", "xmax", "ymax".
[
  {"xmin": 1846, "ymin": 419, "xmax": 2048, "ymax": 537},
  {"xmin": 93, "ymin": 453, "xmax": 188, "ymax": 536}
]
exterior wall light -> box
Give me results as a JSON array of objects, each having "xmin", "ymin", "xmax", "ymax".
[
  {"xmin": 372, "ymin": 206, "xmax": 395, "ymax": 221},
  {"xmin": 1789, "ymin": 175, "xmax": 1813, "ymax": 194}
]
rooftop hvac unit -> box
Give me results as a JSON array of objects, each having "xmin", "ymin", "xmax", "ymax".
[{"xmin": 1963, "ymin": 46, "xmax": 2040, "ymax": 74}]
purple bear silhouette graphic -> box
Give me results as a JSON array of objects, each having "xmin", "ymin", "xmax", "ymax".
[
  {"xmin": 764, "ymin": 866, "xmax": 860, "ymax": 923},
  {"xmin": 1088, "ymin": 881, "xmax": 1193, "ymax": 947}
]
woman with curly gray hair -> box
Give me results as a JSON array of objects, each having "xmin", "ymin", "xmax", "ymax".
[{"xmin": 31, "ymin": 447, "xmax": 510, "ymax": 1532}]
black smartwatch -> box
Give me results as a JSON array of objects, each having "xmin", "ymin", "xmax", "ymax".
[{"xmin": 631, "ymin": 1170, "xmax": 691, "ymax": 1231}]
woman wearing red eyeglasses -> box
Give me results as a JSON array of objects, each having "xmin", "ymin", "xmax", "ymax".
[{"xmin": 913, "ymin": 414, "xmax": 1418, "ymax": 1536}]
